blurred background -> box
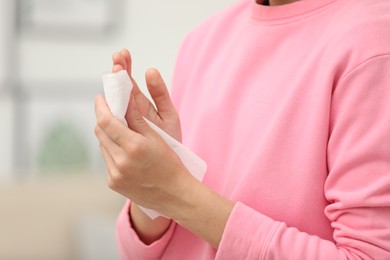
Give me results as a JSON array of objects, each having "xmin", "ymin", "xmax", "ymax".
[{"xmin": 0, "ymin": 0, "xmax": 235, "ymax": 259}]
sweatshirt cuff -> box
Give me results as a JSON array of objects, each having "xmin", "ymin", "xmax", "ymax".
[
  {"xmin": 216, "ymin": 201, "xmax": 280, "ymax": 259},
  {"xmin": 116, "ymin": 200, "xmax": 176, "ymax": 259}
]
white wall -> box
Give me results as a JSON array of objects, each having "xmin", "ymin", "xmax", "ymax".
[
  {"xmin": 0, "ymin": 97, "xmax": 14, "ymax": 179},
  {"xmin": 13, "ymin": 0, "xmax": 236, "ymax": 175},
  {"xmin": 1, "ymin": 0, "xmax": 237, "ymax": 176},
  {"xmin": 0, "ymin": 0, "xmax": 11, "ymax": 85},
  {"xmin": 0, "ymin": 0, "xmax": 15, "ymax": 178},
  {"xmin": 18, "ymin": 0, "xmax": 236, "ymax": 87}
]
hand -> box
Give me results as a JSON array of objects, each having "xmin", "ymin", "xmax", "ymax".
[
  {"xmin": 98, "ymin": 49, "xmax": 183, "ymax": 244},
  {"xmin": 112, "ymin": 49, "xmax": 182, "ymax": 142},
  {"xmin": 98, "ymin": 50, "xmax": 234, "ymax": 248},
  {"xmin": 94, "ymin": 94, "xmax": 193, "ymax": 216}
]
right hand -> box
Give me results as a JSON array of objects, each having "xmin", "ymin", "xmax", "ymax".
[
  {"xmin": 110, "ymin": 49, "xmax": 176, "ymax": 244},
  {"xmin": 112, "ymin": 49, "xmax": 182, "ymax": 142}
]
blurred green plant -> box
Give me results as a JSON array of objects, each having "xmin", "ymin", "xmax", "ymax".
[{"xmin": 37, "ymin": 120, "xmax": 90, "ymax": 173}]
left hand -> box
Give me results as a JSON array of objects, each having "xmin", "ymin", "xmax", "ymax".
[
  {"xmin": 112, "ymin": 49, "xmax": 182, "ymax": 142},
  {"xmin": 94, "ymin": 94, "xmax": 193, "ymax": 217}
]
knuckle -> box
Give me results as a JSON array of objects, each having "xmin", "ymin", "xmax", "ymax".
[
  {"xmin": 107, "ymin": 171, "xmax": 122, "ymax": 190},
  {"xmin": 123, "ymin": 143, "xmax": 135, "ymax": 155},
  {"xmin": 111, "ymin": 133, "xmax": 121, "ymax": 145},
  {"xmin": 115, "ymin": 156, "xmax": 129, "ymax": 172},
  {"xmin": 124, "ymin": 139, "xmax": 146, "ymax": 156},
  {"xmin": 97, "ymin": 114, "xmax": 111, "ymax": 129},
  {"xmin": 107, "ymin": 175, "xmax": 118, "ymax": 190},
  {"xmin": 135, "ymin": 139, "xmax": 149, "ymax": 156},
  {"xmin": 94, "ymin": 125, "xmax": 101, "ymax": 137}
]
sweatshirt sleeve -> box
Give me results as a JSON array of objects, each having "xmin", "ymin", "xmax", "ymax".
[
  {"xmin": 116, "ymin": 200, "xmax": 176, "ymax": 260},
  {"xmin": 216, "ymin": 55, "xmax": 390, "ymax": 260}
]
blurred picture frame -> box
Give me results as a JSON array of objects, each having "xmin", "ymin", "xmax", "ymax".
[
  {"xmin": 0, "ymin": 0, "xmax": 15, "ymax": 90},
  {"xmin": 19, "ymin": 0, "xmax": 121, "ymax": 36},
  {"xmin": 25, "ymin": 95, "xmax": 101, "ymax": 175}
]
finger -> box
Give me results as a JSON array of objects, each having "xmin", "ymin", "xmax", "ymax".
[
  {"xmin": 113, "ymin": 64, "xmax": 124, "ymax": 73},
  {"xmin": 145, "ymin": 68, "xmax": 176, "ymax": 117},
  {"xmin": 95, "ymin": 94, "xmax": 137, "ymax": 146},
  {"xmin": 100, "ymin": 146, "xmax": 120, "ymax": 176},
  {"xmin": 116, "ymin": 50, "xmax": 153, "ymax": 115},
  {"xmin": 127, "ymin": 94, "xmax": 156, "ymax": 138},
  {"xmin": 117, "ymin": 50, "xmax": 144, "ymax": 97},
  {"xmin": 116, "ymin": 49, "xmax": 152, "ymax": 111},
  {"xmin": 125, "ymin": 86, "xmax": 161, "ymax": 125},
  {"xmin": 100, "ymin": 146, "xmax": 123, "ymax": 190},
  {"xmin": 95, "ymin": 124, "xmax": 123, "ymax": 159},
  {"xmin": 118, "ymin": 49, "xmax": 144, "ymax": 103},
  {"xmin": 112, "ymin": 50, "xmax": 159, "ymax": 124},
  {"xmin": 112, "ymin": 52, "xmax": 127, "ymax": 71},
  {"xmin": 120, "ymin": 49, "xmax": 132, "ymax": 76},
  {"xmin": 101, "ymin": 145, "xmax": 115, "ymax": 169}
]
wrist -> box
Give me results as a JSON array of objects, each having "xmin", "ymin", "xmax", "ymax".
[
  {"xmin": 166, "ymin": 174, "xmax": 235, "ymax": 248},
  {"xmin": 130, "ymin": 203, "xmax": 172, "ymax": 245}
]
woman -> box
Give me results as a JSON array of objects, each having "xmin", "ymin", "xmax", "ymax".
[{"xmin": 95, "ymin": 0, "xmax": 390, "ymax": 258}]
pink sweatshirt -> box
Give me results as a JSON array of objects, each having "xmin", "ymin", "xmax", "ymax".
[{"xmin": 117, "ymin": 0, "xmax": 390, "ymax": 259}]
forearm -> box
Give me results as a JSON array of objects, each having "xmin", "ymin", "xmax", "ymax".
[
  {"xmin": 130, "ymin": 203, "xmax": 172, "ymax": 245},
  {"xmin": 165, "ymin": 175, "xmax": 235, "ymax": 248}
]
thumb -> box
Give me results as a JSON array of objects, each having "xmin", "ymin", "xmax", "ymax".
[
  {"xmin": 145, "ymin": 68, "xmax": 176, "ymax": 117},
  {"xmin": 127, "ymin": 94, "xmax": 155, "ymax": 138}
]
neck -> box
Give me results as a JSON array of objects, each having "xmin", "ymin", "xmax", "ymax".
[{"xmin": 258, "ymin": 0, "xmax": 300, "ymax": 6}]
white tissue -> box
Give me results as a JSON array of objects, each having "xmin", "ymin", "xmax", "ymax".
[
  {"xmin": 102, "ymin": 70, "xmax": 207, "ymax": 219},
  {"xmin": 102, "ymin": 70, "xmax": 131, "ymax": 125}
]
